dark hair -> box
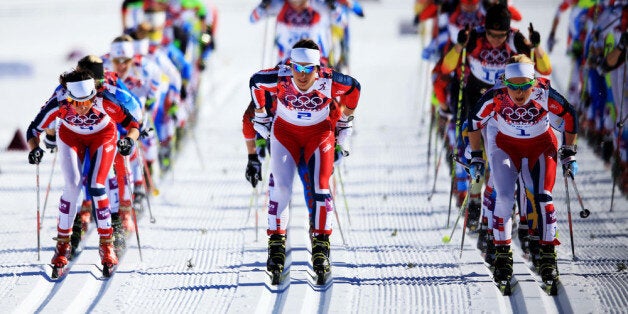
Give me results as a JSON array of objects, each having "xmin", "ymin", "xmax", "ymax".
[
  {"xmin": 77, "ymin": 55, "xmax": 105, "ymax": 80},
  {"xmin": 484, "ymin": 4, "xmax": 511, "ymax": 31},
  {"xmin": 292, "ymin": 38, "xmax": 320, "ymax": 51},
  {"xmin": 59, "ymin": 68, "xmax": 93, "ymax": 89}
]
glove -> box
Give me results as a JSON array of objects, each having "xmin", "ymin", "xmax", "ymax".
[
  {"xmin": 28, "ymin": 147, "xmax": 44, "ymax": 165},
  {"xmin": 529, "ymin": 23, "xmax": 541, "ymax": 48},
  {"xmin": 255, "ymin": 137, "xmax": 268, "ymax": 159},
  {"xmin": 261, "ymin": 0, "xmax": 271, "ymax": 9},
  {"xmin": 547, "ymin": 32, "xmax": 556, "ymax": 52},
  {"xmin": 413, "ymin": 14, "xmax": 420, "ymax": 27},
  {"xmin": 245, "ymin": 154, "xmax": 262, "ymax": 188},
  {"xmin": 117, "ymin": 137, "xmax": 135, "ymax": 156},
  {"xmin": 325, "ymin": 0, "xmax": 336, "ymax": 9},
  {"xmin": 180, "ymin": 85, "xmax": 188, "ymax": 101},
  {"xmin": 468, "ymin": 150, "xmax": 485, "ymax": 183},
  {"xmin": 618, "ymin": 31, "xmax": 628, "ymax": 51},
  {"xmin": 559, "ymin": 145, "xmax": 578, "ymax": 177},
  {"xmin": 253, "ymin": 112, "xmax": 272, "ymax": 139},
  {"xmin": 457, "ymin": 25, "xmax": 469, "ymax": 46},
  {"xmin": 335, "ymin": 114, "xmax": 354, "ymax": 156},
  {"xmin": 43, "ymin": 133, "xmax": 57, "ymax": 152}
]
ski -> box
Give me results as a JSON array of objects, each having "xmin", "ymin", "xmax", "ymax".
[
  {"xmin": 495, "ymin": 276, "xmax": 518, "ymax": 296},
  {"xmin": 266, "ymin": 267, "xmax": 290, "ymax": 285},
  {"xmin": 314, "ymin": 270, "xmax": 332, "ymax": 286},
  {"xmin": 102, "ymin": 263, "xmax": 117, "ymax": 278},
  {"xmin": 51, "ymin": 263, "xmax": 68, "ymax": 280},
  {"xmin": 542, "ymin": 278, "xmax": 560, "ymax": 296}
]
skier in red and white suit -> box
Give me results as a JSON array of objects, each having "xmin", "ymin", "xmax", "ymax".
[
  {"xmin": 249, "ymin": 39, "xmax": 360, "ymax": 276},
  {"xmin": 26, "ymin": 69, "xmax": 140, "ymax": 272},
  {"xmin": 467, "ymin": 55, "xmax": 578, "ymax": 285}
]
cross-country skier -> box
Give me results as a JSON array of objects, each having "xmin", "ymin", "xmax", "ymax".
[
  {"xmin": 26, "ymin": 69, "xmax": 140, "ymax": 278},
  {"xmin": 249, "ymin": 39, "xmax": 360, "ymax": 282},
  {"xmin": 467, "ymin": 54, "xmax": 578, "ymax": 294}
]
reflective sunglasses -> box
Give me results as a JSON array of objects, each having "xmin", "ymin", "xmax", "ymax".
[
  {"xmin": 292, "ymin": 63, "xmax": 316, "ymax": 74},
  {"xmin": 504, "ymin": 79, "xmax": 536, "ymax": 91},
  {"xmin": 486, "ymin": 30, "xmax": 509, "ymax": 39},
  {"xmin": 67, "ymin": 98, "xmax": 93, "ymax": 108}
]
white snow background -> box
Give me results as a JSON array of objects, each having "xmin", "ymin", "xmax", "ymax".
[{"xmin": 0, "ymin": 0, "xmax": 626, "ymax": 313}]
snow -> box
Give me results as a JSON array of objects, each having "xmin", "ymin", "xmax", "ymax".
[{"xmin": 0, "ymin": 0, "xmax": 626, "ymax": 313}]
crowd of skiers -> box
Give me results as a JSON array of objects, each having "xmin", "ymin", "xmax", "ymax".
[
  {"xmin": 413, "ymin": 0, "xmax": 627, "ymax": 294},
  {"xmin": 25, "ymin": 0, "xmax": 217, "ymax": 278}
]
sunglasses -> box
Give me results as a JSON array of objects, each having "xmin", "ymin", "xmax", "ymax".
[
  {"xmin": 486, "ymin": 30, "xmax": 509, "ymax": 39},
  {"xmin": 292, "ymin": 63, "xmax": 316, "ymax": 74},
  {"xmin": 504, "ymin": 79, "xmax": 536, "ymax": 91},
  {"xmin": 67, "ymin": 98, "xmax": 93, "ymax": 108}
]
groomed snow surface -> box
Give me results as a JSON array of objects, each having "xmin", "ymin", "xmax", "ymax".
[{"xmin": 0, "ymin": 0, "xmax": 626, "ymax": 313}]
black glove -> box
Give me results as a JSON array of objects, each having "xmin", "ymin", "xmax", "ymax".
[
  {"xmin": 457, "ymin": 26, "xmax": 469, "ymax": 46},
  {"xmin": 117, "ymin": 137, "xmax": 135, "ymax": 156},
  {"xmin": 261, "ymin": 0, "xmax": 271, "ymax": 9},
  {"xmin": 413, "ymin": 14, "xmax": 420, "ymax": 27},
  {"xmin": 43, "ymin": 133, "xmax": 57, "ymax": 152},
  {"xmin": 245, "ymin": 154, "xmax": 262, "ymax": 188},
  {"xmin": 180, "ymin": 85, "xmax": 188, "ymax": 101},
  {"xmin": 468, "ymin": 150, "xmax": 485, "ymax": 183},
  {"xmin": 529, "ymin": 23, "xmax": 541, "ymax": 48},
  {"xmin": 28, "ymin": 147, "xmax": 44, "ymax": 165},
  {"xmin": 618, "ymin": 31, "xmax": 628, "ymax": 51},
  {"xmin": 325, "ymin": 0, "xmax": 336, "ymax": 9}
]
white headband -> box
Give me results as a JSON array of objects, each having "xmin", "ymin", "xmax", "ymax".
[
  {"xmin": 66, "ymin": 79, "xmax": 96, "ymax": 101},
  {"xmin": 290, "ymin": 48, "xmax": 320, "ymax": 66},
  {"xmin": 145, "ymin": 12, "xmax": 167, "ymax": 28},
  {"xmin": 134, "ymin": 39, "xmax": 150, "ymax": 55},
  {"xmin": 505, "ymin": 63, "xmax": 535, "ymax": 80},
  {"xmin": 110, "ymin": 41, "xmax": 135, "ymax": 60}
]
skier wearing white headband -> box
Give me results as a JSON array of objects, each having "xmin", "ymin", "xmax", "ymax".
[
  {"xmin": 248, "ymin": 39, "xmax": 361, "ymax": 285},
  {"xmin": 467, "ymin": 54, "xmax": 578, "ymax": 294}
]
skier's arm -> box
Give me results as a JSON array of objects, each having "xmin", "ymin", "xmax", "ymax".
[
  {"xmin": 331, "ymin": 71, "xmax": 361, "ymax": 110},
  {"xmin": 548, "ymin": 87, "xmax": 578, "ymax": 136},
  {"xmin": 249, "ymin": 69, "xmax": 280, "ymax": 111}
]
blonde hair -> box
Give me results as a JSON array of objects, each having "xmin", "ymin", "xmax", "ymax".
[{"xmin": 508, "ymin": 54, "xmax": 534, "ymax": 66}]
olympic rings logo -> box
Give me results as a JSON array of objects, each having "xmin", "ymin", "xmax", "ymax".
[
  {"xmin": 284, "ymin": 9, "xmax": 315, "ymax": 26},
  {"xmin": 284, "ymin": 94, "xmax": 324, "ymax": 110},
  {"xmin": 501, "ymin": 106, "xmax": 539, "ymax": 122},
  {"xmin": 65, "ymin": 113, "xmax": 100, "ymax": 126},
  {"xmin": 479, "ymin": 49, "xmax": 509, "ymax": 64}
]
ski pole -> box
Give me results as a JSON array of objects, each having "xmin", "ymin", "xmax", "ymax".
[
  {"xmin": 40, "ymin": 148, "xmax": 58, "ymax": 228},
  {"xmin": 36, "ymin": 163, "xmax": 41, "ymax": 261},
  {"xmin": 441, "ymin": 192, "xmax": 469, "ymax": 245},
  {"xmin": 427, "ymin": 117, "xmax": 450, "ymax": 201},
  {"xmin": 447, "ymin": 44, "xmax": 467, "ymax": 228},
  {"xmin": 563, "ymin": 173, "xmax": 576, "ymax": 261},
  {"xmin": 137, "ymin": 144, "xmax": 157, "ymax": 223},
  {"xmin": 611, "ymin": 59, "xmax": 627, "ymax": 212},
  {"xmin": 567, "ymin": 172, "xmax": 591, "ymax": 218},
  {"xmin": 330, "ymin": 176, "xmax": 347, "ymax": 246},
  {"xmin": 335, "ymin": 168, "xmax": 352, "ymax": 226},
  {"xmin": 124, "ymin": 156, "xmax": 143, "ymax": 262}
]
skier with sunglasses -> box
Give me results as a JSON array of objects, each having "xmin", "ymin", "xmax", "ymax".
[
  {"xmin": 467, "ymin": 54, "xmax": 578, "ymax": 295},
  {"xmin": 249, "ymin": 39, "xmax": 360, "ymax": 284}
]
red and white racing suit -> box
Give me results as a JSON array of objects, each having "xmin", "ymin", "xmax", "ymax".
[
  {"xmin": 27, "ymin": 95, "xmax": 139, "ymax": 239},
  {"xmin": 468, "ymin": 78, "xmax": 578, "ymax": 245},
  {"xmin": 250, "ymin": 65, "xmax": 360, "ymax": 235}
]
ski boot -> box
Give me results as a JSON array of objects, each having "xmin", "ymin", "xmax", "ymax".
[
  {"xmin": 528, "ymin": 235, "xmax": 541, "ymax": 269},
  {"xmin": 51, "ymin": 236, "xmax": 71, "ymax": 279},
  {"xmin": 99, "ymin": 237, "xmax": 119, "ymax": 278},
  {"xmin": 493, "ymin": 245, "xmax": 514, "ymax": 295},
  {"xmin": 267, "ymin": 234, "xmax": 286, "ymax": 285},
  {"xmin": 484, "ymin": 233, "xmax": 496, "ymax": 267},
  {"xmin": 111, "ymin": 213, "xmax": 126, "ymax": 257},
  {"xmin": 311, "ymin": 234, "xmax": 331, "ymax": 285},
  {"xmin": 467, "ymin": 200, "xmax": 481, "ymax": 232},
  {"xmin": 79, "ymin": 200, "xmax": 92, "ymax": 233},
  {"xmin": 133, "ymin": 185, "xmax": 146, "ymax": 212},
  {"xmin": 476, "ymin": 220, "xmax": 488, "ymax": 252},
  {"xmin": 118, "ymin": 200, "xmax": 135, "ymax": 233},
  {"xmin": 518, "ymin": 227, "xmax": 530, "ymax": 254},
  {"xmin": 70, "ymin": 215, "xmax": 83, "ymax": 259},
  {"xmin": 539, "ymin": 244, "xmax": 559, "ymax": 295}
]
